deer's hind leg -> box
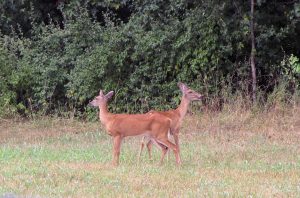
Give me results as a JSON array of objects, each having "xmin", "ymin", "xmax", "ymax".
[
  {"xmin": 151, "ymin": 139, "xmax": 168, "ymax": 165},
  {"xmin": 146, "ymin": 139, "xmax": 153, "ymax": 160},
  {"xmin": 138, "ymin": 136, "xmax": 153, "ymax": 162},
  {"xmin": 156, "ymin": 138, "xmax": 181, "ymax": 165}
]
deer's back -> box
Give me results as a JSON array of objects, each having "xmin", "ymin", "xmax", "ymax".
[{"xmin": 104, "ymin": 113, "xmax": 171, "ymax": 137}]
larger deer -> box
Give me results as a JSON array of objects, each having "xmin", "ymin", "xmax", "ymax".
[
  {"xmin": 89, "ymin": 90, "xmax": 181, "ymax": 166},
  {"xmin": 138, "ymin": 82, "xmax": 203, "ymax": 162}
]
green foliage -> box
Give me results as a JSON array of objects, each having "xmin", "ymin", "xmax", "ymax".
[
  {"xmin": 0, "ymin": 0, "xmax": 299, "ymax": 117},
  {"xmin": 0, "ymin": 36, "xmax": 17, "ymax": 116}
]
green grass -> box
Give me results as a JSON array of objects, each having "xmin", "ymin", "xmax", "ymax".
[{"xmin": 0, "ymin": 118, "xmax": 300, "ymax": 197}]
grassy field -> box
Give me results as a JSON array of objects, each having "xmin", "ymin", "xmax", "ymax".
[{"xmin": 0, "ymin": 106, "xmax": 300, "ymax": 197}]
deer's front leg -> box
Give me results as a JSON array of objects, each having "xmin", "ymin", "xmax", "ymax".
[
  {"xmin": 173, "ymin": 131, "xmax": 181, "ymax": 164},
  {"xmin": 112, "ymin": 135, "xmax": 122, "ymax": 166}
]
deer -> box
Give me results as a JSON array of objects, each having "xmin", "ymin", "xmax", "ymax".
[
  {"xmin": 138, "ymin": 82, "xmax": 203, "ymax": 163},
  {"xmin": 89, "ymin": 90, "xmax": 181, "ymax": 166}
]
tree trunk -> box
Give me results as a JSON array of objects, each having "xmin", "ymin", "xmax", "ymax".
[{"xmin": 250, "ymin": 0, "xmax": 257, "ymax": 103}]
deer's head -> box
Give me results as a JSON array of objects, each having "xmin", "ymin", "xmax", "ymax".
[
  {"xmin": 178, "ymin": 82, "xmax": 203, "ymax": 101},
  {"xmin": 89, "ymin": 90, "xmax": 114, "ymax": 107}
]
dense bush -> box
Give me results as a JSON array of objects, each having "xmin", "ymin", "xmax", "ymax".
[{"xmin": 0, "ymin": 0, "xmax": 299, "ymax": 118}]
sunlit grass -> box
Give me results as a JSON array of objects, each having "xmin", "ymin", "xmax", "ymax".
[{"xmin": 0, "ymin": 110, "xmax": 300, "ymax": 197}]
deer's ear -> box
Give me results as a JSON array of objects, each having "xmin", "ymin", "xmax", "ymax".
[
  {"xmin": 99, "ymin": 90, "xmax": 104, "ymax": 96},
  {"xmin": 105, "ymin": 91, "xmax": 114, "ymax": 100},
  {"xmin": 178, "ymin": 82, "xmax": 187, "ymax": 93}
]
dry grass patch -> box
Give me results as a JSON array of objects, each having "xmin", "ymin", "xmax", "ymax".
[
  {"xmin": 186, "ymin": 104, "xmax": 300, "ymax": 143},
  {"xmin": 0, "ymin": 118, "xmax": 99, "ymax": 144}
]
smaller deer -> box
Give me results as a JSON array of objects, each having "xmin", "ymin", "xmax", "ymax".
[
  {"xmin": 89, "ymin": 90, "xmax": 181, "ymax": 166},
  {"xmin": 139, "ymin": 82, "xmax": 203, "ymax": 163}
]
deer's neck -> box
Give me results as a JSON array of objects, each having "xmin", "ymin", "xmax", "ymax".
[
  {"xmin": 176, "ymin": 96, "xmax": 190, "ymax": 119},
  {"xmin": 99, "ymin": 103, "xmax": 110, "ymax": 124}
]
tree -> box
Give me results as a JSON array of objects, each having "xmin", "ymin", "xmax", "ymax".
[{"xmin": 250, "ymin": 0, "xmax": 257, "ymax": 103}]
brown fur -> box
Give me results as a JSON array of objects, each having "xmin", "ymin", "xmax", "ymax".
[
  {"xmin": 90, "ymin": 90, "xmax": 181, "ymax": 166},
  {"xmin": 139, "ymin": 82, "xmax": 202, "ymax": 162}
]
